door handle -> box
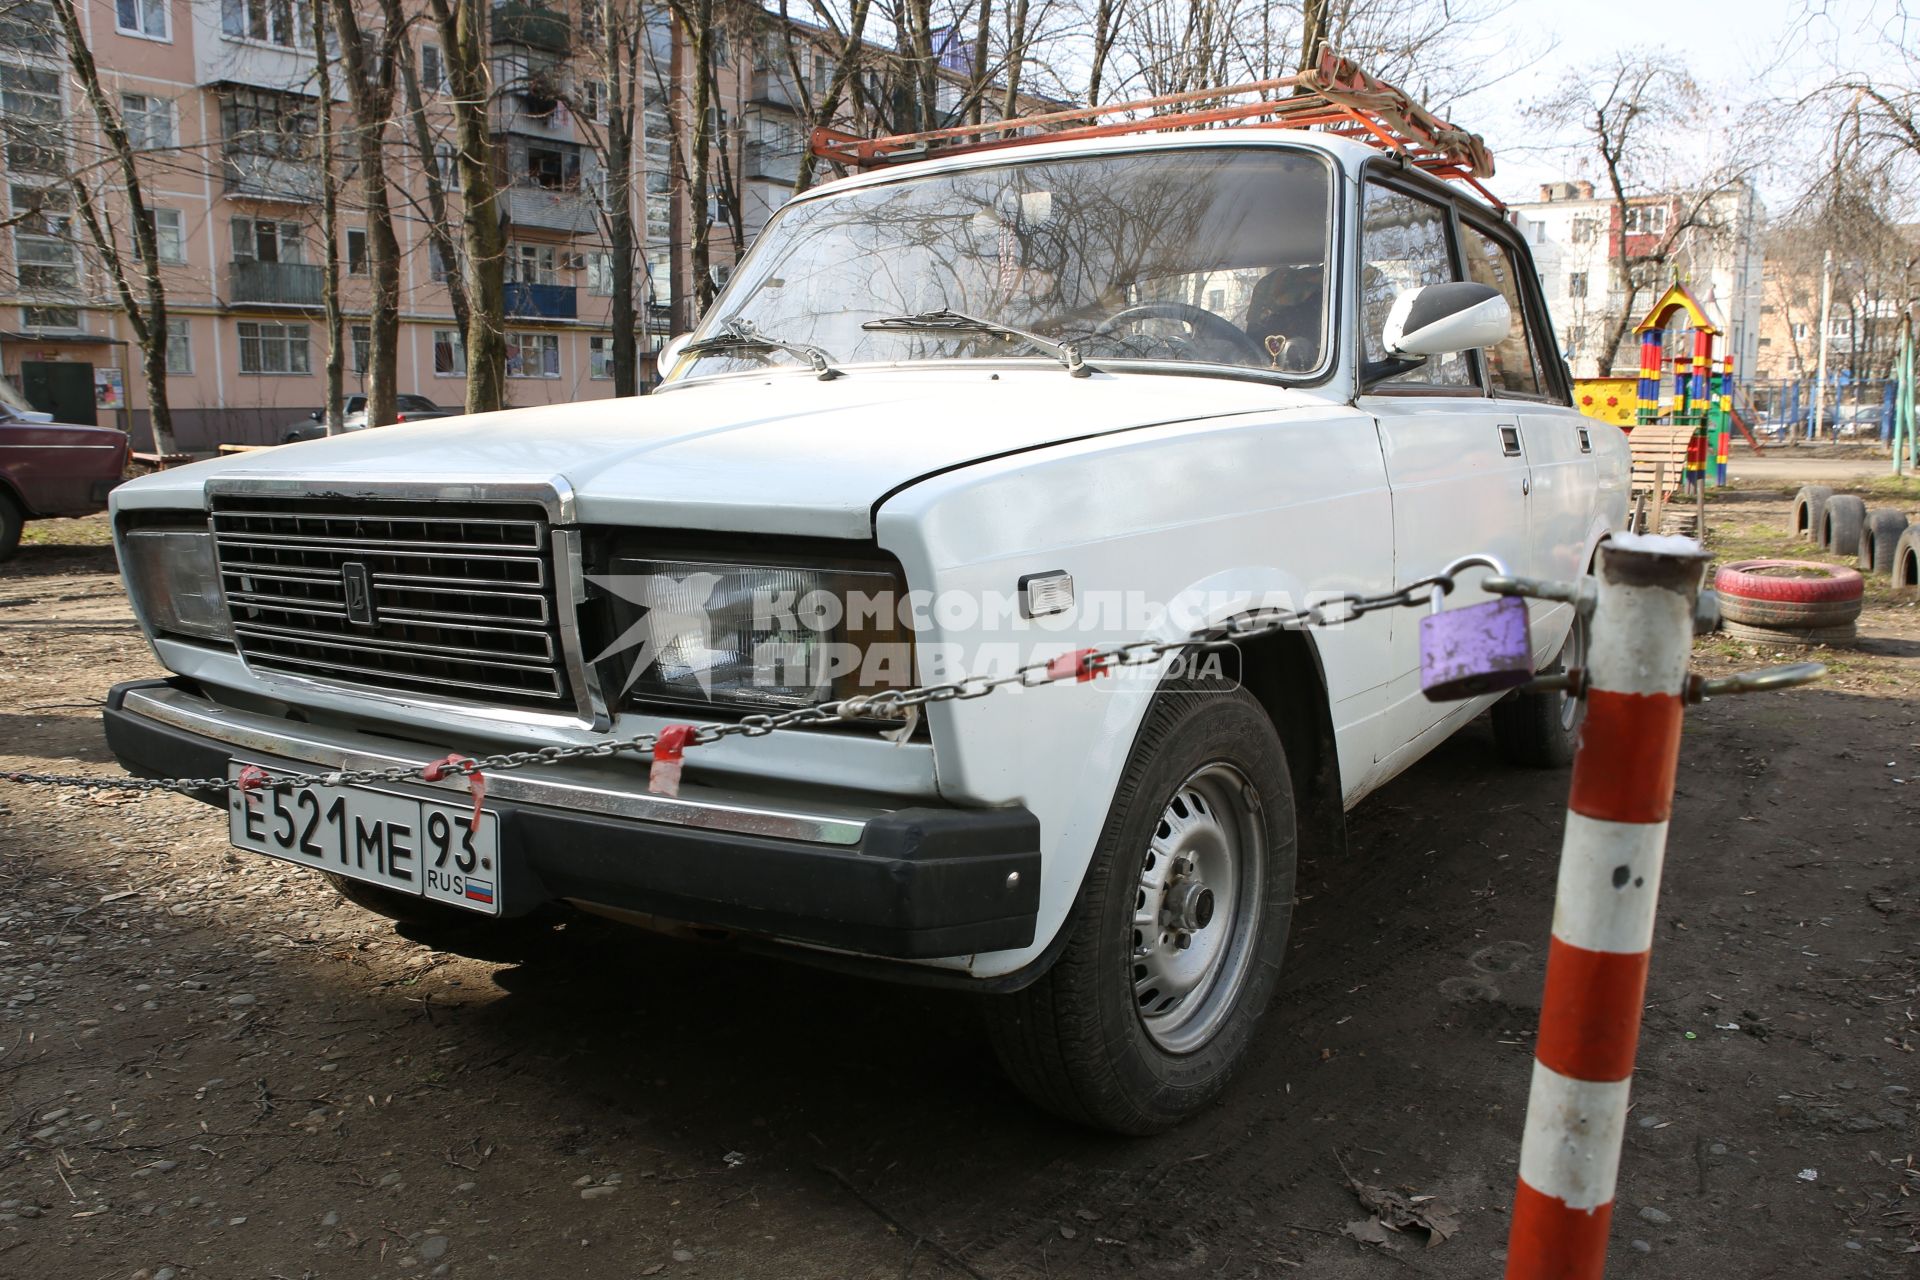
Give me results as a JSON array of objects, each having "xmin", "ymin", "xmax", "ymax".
[
  {"xmin": 1499, "ymin": 425, "xmax": 1522, "ymax": 456},
  {"xmin": 1578, "ymin": 427, "xmax": 1592, "ymax": 453},
  {"xmin": 1522, "ymin": 475, "xmax": 1532, "ymax": 496}
]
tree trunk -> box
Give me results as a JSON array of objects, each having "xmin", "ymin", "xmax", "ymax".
[
  {"xmin": 428, "ymin": 0, "xmax": 507, "ymax": 412},
  {"xmin": 48, "ymin": 0, "xmax": 176, "ymax": 454},
  {"xmin": 1000, "ymin": 0, "xmax": 1030, "ymax": 120},
  {"xmin": 678, "ymin": 0, "xmax": 716, "ymax": 313},
  {"xmin": 606, "ymin": 0, "xmax": 639, "ymax": 394},
  {"xmin": 330, "ymin": 0, "xmax": 401, "ymax": 429},
  {"xmin": 311, "ymin": 0, "xmax": 345, "ymax": 434},
  {"xmin": 386, "ymin": 0, "xmax": 472, "ymax": 348}
]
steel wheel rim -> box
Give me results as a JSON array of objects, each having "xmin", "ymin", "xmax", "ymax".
[{"xmin": 1130, "ymin": 761, "xmax": 1265, "ymax": 1054}]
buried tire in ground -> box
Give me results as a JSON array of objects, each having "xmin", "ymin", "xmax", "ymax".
[
  {"xmin": 325, "ymin": 874, "xmax": 559, "ymax": 962},
  {"xmin": 1789, "ymin": 484, "xmax": 1832, "ymax": 540},
  {"xmin": 982, "ymin": 681, "xmax": 1295, "ymax": 1134},
  {"xmin": 1820, "ymin": 494, "xmax": 1868, "ymax": 553},
  {"xmin": 1896, "ymin": 526, "xmax": 1920, "ymax": 597},
  {"xmin": 1491, "ymin": 614, "xmax": 1584, "ymax": 768},
  {"xmin": 1858, "ymin": 509, "xmax": 1910, "ymax": 575}
]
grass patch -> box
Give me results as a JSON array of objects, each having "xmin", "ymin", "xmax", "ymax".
[{"xmin": 18, "ymin": 513, "xmax": 115, "ymax": 548}]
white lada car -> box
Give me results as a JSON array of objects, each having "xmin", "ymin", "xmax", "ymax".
[{"xmin": 106, "ymin": 129, "xmax": 1627, "ymax": 1132}]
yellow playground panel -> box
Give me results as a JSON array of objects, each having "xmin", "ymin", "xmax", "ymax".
[{"xmin": 1574, "ymin": 377, "xmax": 1640, "ymax": 429}]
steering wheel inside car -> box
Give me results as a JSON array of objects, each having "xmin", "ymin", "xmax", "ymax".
[{"xmin": 1091, "ymin": 301, "xmax": 1268, "ymax": 366}]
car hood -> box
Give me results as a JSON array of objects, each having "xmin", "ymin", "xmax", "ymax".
[{"xmin": 112, "ymin": 369, "xmax": 1321, "ymax": 538}]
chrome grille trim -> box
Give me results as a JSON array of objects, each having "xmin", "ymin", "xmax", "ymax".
[{"xmin": 209, "ymin": 493, "xmax": 573, "ymax": 713}]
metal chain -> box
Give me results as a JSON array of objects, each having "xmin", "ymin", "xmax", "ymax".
[{"xmin": 0, "ymin": 574, "xmax": 1455, "ymax": 800}]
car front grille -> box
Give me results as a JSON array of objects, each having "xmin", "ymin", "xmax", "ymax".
[{"xmin": 210, "ymin": 496, "xmax": 573, "ymax": 711}]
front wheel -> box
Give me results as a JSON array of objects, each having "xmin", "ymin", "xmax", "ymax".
[{"xmin": 982, "ymin": 682, "xmax": 1296, "ymax": 1134}]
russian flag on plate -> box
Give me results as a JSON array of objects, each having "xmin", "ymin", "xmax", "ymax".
[{"xmin": 464, "ymin": 879, "xmax": 495, "ymax": 905}]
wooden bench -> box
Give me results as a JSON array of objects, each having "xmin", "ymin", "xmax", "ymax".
[
  {"xmin": 130, "ymin": 451, "xmax": 192, "ymax": 471},
  {"xmin": 1626, "ymin": 422, "xmax": 1701, "ymax": 535},
  {"xmin": 217, "ymin": 443, "xmax": 274, "ymax": 455}
]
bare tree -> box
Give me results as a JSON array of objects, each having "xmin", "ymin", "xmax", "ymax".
[
  {"xmin": 572, "ymin": 0, "xmax": 646, "ymax": 393},
  {"xmin": 1537, "ymin": 54, "xmax": 1759, "ymax": 374},
  {"xmin": 425, "ymin": 0, "xmax": 509, "ymax": 412},
  {"xmin": 43, "ymin": 0, "xmax": 177, "ymax": 453},
  {"xmin": 310, "ymin": 0, "xmax": 347, "ymax": 434},
  {"xmin": 382, "ymin": 0, "xmax": 473, "ymax": 351}
]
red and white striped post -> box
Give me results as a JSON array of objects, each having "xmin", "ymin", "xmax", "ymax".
[{"xmin": 1505, "ymin": 537, "xmax": 1709, "ymax": 1280}]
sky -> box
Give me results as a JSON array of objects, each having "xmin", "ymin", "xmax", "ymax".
[{"xmin": 1454, "ymin": 0, "xmax": 1900, "ymax": 212}]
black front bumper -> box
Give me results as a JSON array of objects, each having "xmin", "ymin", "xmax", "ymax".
[{"xmin": 104, "ymin": 679, "xmax": 1041, "ymax": 960}]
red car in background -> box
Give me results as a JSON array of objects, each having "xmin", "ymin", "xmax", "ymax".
[{"xmin": 0, "ymin": 403, "xmax": 129, "ymax": 561}]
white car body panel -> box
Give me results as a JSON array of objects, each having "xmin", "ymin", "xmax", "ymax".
[{"xmin": 108, "ymin": 128, "xmax": 1631, "ymax": 980}]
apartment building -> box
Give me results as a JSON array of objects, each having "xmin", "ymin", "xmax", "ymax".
[
  {"xmin": 0, "ymin": 0, "xmax": 669, "ymax": 450},
  {"xmin": 1511, "ymin": 179, "xmax": 1766, "ymax": 381}
]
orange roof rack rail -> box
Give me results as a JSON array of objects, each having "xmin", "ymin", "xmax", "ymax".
[{"xmin": 810, "ymin": 51, "xmax": 1501, "ymax": 208}]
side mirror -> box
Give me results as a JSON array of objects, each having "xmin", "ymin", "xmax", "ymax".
[
  {"xmin": 309, "ymin": 410, "xmax": 323, "ymax": 421},
  {"xmin": 1384, "ymin": 282, "xmax": 1510, "ymax": 357}
]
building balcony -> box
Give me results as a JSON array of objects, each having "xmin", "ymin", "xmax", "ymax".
[
  {"xmin": 492, "ymin": 2, "xmax": 570, "ymax": 52},
  {"xmin": 505, "ymin": 282, "xmax": 578, "ymax": 320},
  {"xmin": 500, "ymin": 185, "xmax": 598, "ymax": 234},
  {"xmin": 748, "ymin": 67, "xmax": 804, "ymax": 112},
  {"xmin": 744, "ymin": 140, "xmax": 801, "ymax": 185},
  {"xmin": 229, "ymin": 259, "xmax": 324, "ymax": 307},
  {"xmin": 224, "ymin": 153, "xmax": 323, "ymax": 202}
]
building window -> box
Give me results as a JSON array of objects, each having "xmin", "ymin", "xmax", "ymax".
[
  {"xmin": 433, "ymin": 142, "xmax": 457, "ymax": 189},
  {"xmin": 0, "ymin": 2, "xmax": 58, "ymax": 54},
  {"xmin": 132, "ymin": 208, "xmax": 187, "ymax": 264},
  {"xmin": 121, "ymin": 94, "xmax": 175, "ymax": 150},
  {"xmin": 420, "ymin": 44, "xmax": 446, "ymax": 93},
  {"xmin": 21, "ymin": 306, "xmax": 78, "ymax": 331},
  {"xmin": 116, "ymin": 0, "xmax": 169, "ymax": 38},
  {"xmin": 583, "ymin": 79, "xmax": 606, "ymax": 123},
  {"xmin": 505, "ymin": 332, "xmax": 559, "ymax": 379},
  {"xmin": 231, "ymin": 217, "xmax": 305, "ymax": 263},
  {"xmin": 346, "ymin": 227, "xmax": 368, "ymax": 275},
  {"xmin": 1623, "ymin": 203, "xmax": 1669, "ymax": 237},
  {"xmin": 432, "ymin": 328, "xmax": 465, "ymax": 376},
  {"xmin": 238, "ymin": 320, "xmax": 312, "ymax": 374},
  {"xmin": 525, "ymin": 144, "xmax": 573, "ymax": 190},
  {"xmin": 14, "ymin": 228, "xmax": 77, "ymax": 291},
  {"xmin": 586, "ymin": 251, "xmax": 613, "ymax": 296},
  {"xmin": 428, "ymin": 239, "xmax": 455, "ymax": 283},
  {"xmin": 1569, "ymin": 217, "xmax": 1597, "ymax": 245},
  {"xmin": 349, "ymin": 324, "xmax": 370, "ymax": 374},
  {"xmin": 508, "ymin": 243, "xmax": 558, "ymax": 285},
  {"xmin": 165, "ymin": 317, "xmax": 192, "ymax": 374},
  {"xmin": 1567, "ymin": 271, "xmax": 1587, "ymax": 299},
  {"xmin": 1790, "ymin": 322, "xmax": 1808, "ymax": 342},
  {"xmin": 222, "ymin": 0, "xmax": 304, "ymax": 48},
  {"xmin": 589, "ymin": 335, "xmax": 616, "ymax": 379},
  {"xmin": 2, "ymin": 64, "xmax": 66, "ymax": 175},
  {"xmin": 219, "ymin": 86, "xmax": 317, "ymax": 196}
]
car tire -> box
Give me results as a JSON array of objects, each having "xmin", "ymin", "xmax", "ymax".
[
  {"xmin": 1790, "ymin": 485, "xmax": 1832, "ymax": 540},
  {"xmin": 982, "ymin": 681, "xmax": 1296, "ymax": 1134},
  {"xmin": 1714, "ymin": 558, "xmax": 1864, "ymax": 605},
  {"xmin": 0, "ymin": 490, "xmax": 21, "ymax": 562},
  {"xmin": 1820, "ymin": 495, "xmax": 1867, "ymax": 553},
  {"xmin": 1857, "ymin": 510, "xmax": 1910, "ymax": 575},
  {"xmin": 325, "ymin": 874, "xmax": 556, "ymax": 962},
  {"xmin": 1894, "ymin": 527, "xmax": 1920, "ymax": 598},
  {"xmin": 1491, "ymin": 612, "xmax": 1584, "ymax": 768}
]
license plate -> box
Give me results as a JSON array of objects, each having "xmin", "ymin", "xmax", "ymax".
[{"xmin": 226, "ymin": 763, "xmax": 501, "ymax": 916}]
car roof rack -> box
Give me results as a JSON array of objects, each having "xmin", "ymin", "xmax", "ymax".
[{"xmin": 810, "ymin": 51, "xmax": 1501, "ymax": 208}]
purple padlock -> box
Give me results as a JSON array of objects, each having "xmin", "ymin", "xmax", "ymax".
[{"xmin": 1419, "ymin": 555, "xmax": 1534, "ymax": 702}]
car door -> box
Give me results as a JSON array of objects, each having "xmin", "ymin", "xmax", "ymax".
[
  {"xmin": 1458, "ymin": 215, "xmax": 1595, "ymax": 668},
  {"xmin": 1356, "ymin": 178, "xmax": 1534, "ymax": 761}
]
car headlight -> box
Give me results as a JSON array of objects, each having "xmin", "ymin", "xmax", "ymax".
[
  {"xmin": 599, "ymin": 555, "xmax": 914, "ymax": 711},
  {"xmin": 121, "ymin": 529, "xmax": 232, "ymax": 642}
]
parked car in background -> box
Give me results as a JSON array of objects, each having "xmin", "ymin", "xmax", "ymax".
[
  {"xmin": 0, "ymin": 403, "xmax": 129, "ymax": 560},
  {"xmin": 281, "ymin": 395, "xmax": 454, "ymax": 443}
]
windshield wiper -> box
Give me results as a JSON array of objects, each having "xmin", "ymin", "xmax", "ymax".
[
  {"xmin": 681, "ymin": 318, "xmax": 843, "ymax": 380},
  {"xmin": 862, "ymin": 308, "xmax": 1092, "ymax": 378}
]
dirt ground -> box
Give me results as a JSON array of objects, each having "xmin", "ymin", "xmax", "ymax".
[{"xmin": 2, "ymin": 464, "xmax": 1917, "ymax": 1279}]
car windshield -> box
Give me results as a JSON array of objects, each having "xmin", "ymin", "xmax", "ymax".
[{"xmin": 683, "ymin": 147, "xmax": 1334, "ymax": 379}]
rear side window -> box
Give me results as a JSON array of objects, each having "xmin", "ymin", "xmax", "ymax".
[
  {"xmin": 1459, "ymin": 222, "xmax": 1544, "ymax": 397},
  {"xmin": 1360, "ymin": 184, "xmax": 1473, "ymax": 388}
]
